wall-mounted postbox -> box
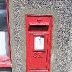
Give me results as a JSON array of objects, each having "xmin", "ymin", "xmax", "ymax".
[{"xmin": 26, "ymin": 15, "xmax": 53, "ymax": 72}]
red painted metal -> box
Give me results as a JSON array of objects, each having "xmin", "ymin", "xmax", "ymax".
[
  {"xmin": 26, "ymin": 15, "xmax": 53, "ymax": 72},
  {"xmin": 0, "ymin": 0, "xmax": 12, "ymax": 67}
]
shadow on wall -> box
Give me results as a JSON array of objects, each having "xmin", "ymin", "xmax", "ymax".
[{"xmin": 0, "ymin": 67, "xmax": 12, "ymax": 72}]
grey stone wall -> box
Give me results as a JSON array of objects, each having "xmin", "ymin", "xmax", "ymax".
[{"xmin": 9, "ymin": 0, "xmax": 72, "ymax": 72}]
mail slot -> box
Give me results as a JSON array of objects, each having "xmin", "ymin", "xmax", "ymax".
[
  {"xmin": 26, "ymin": 15, "xmax": 53, "ymax": 72},
  {"xmin": 28, "ymin": 25, "xmax": 48, "ymax": 31}
]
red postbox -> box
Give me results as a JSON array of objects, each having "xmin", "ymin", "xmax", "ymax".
[{"xmin": 26, "ymin": 15, "xmax": 53, "ymax": 72}]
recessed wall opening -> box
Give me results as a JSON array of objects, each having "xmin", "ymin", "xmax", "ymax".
[
  {"xmin": 0, "ymin": 0, "xmax": 8, "ymax": 57},
  {"xmin": 0, "ymin": 0, "xmax": 12, "ymax": 71}
]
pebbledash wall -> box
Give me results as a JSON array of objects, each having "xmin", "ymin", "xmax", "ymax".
[{"xmin": 9, "ymin": 0, "xmax": 72, "ymax": 72}]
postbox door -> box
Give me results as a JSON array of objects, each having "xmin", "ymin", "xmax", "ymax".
[{"xmin": 28, "ymin": 33, "xmax": 49, "ymax": 70}]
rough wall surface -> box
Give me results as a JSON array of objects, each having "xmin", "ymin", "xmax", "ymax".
[{"xmin": 9, "ymin": 0, "xmax": 72, "ymax": 72}]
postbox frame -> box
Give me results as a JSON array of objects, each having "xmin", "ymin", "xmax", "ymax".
[{"xmin": 26, "ymin": 14, "xmax": 53, "ymax": 72}]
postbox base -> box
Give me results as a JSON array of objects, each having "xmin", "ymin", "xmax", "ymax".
[{"xmin": 28, "ymin": 70, "xmax": 49, "ymax": 72}]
